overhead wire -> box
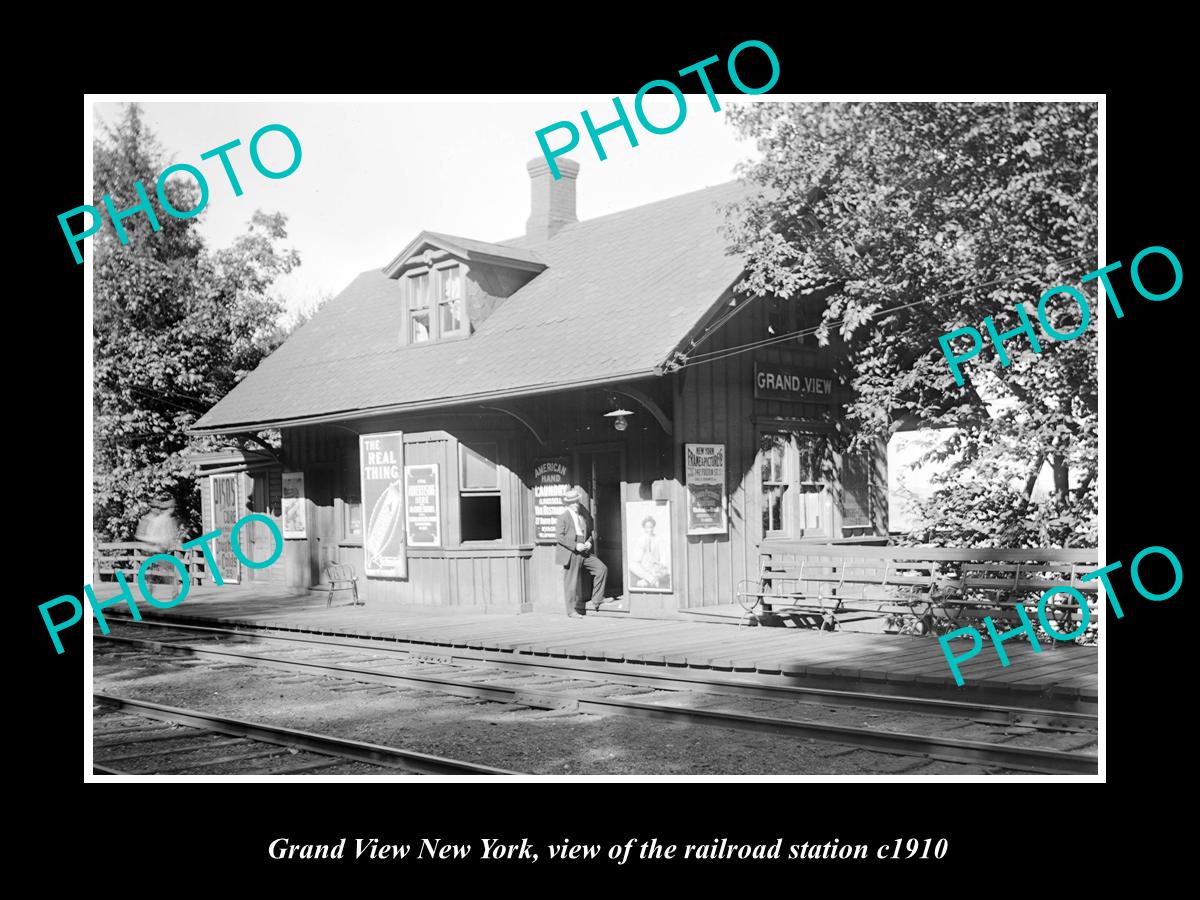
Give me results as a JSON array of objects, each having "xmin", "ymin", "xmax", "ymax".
[{"xmin": 671, "ymin": 252, "xmax": 1094, "ymax": 370}]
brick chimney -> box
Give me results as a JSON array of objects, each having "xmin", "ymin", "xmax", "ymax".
[{"xmin": 525, "ymin": 156, "xmax": 579, "ymax": 242}]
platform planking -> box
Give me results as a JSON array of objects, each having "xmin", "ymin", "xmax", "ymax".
[{"xmin": 99, "ymin": 584, "xmax": 1098, "ymax": 708}]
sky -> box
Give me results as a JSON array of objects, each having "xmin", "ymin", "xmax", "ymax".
[{"xmin": 94, "ymin": 98, "xmax": 758, "ymax": 316}]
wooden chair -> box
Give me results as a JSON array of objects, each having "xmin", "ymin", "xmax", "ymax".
[{"xmin": 325, "ymin": 562, "xmax": 362, "ymax": 608}]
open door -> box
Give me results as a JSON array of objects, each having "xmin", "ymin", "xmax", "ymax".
[
  {"xmin": 307, "ymin": 466, "xmax": 336, "ymax": 586},
  {"xmin": 579, "ymin": 448, "xmax": 624, "ymax": 599}
]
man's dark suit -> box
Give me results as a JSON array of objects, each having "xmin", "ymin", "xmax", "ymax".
[{"xmin": 556, "ymin": 506, "xmax": 608, "ymax": 615}]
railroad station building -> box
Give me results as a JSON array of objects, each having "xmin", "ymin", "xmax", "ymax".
[{"xmin": 191, "ymin": 157, "xmax": 888, "ymax": 616}]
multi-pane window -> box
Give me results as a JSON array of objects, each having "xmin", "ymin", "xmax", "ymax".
[
  {"xmin": 409, "ymin": 272, "xmax": 431, "ymax": 343},
  {"xmin": 796, "ymin": 436, "xmax": 825, "ymax": 532},
  {"xmin": 759, "ymin": 431, "xmax": 832, "ymax": 539},
  {"xmin": 437, "ymin": 266, "xmax": 466, "ymax": 337},
  {"xmin": 404, "ymin": 263, "xmax": 468, "ymax": 345},
  {"xmin": 760, "ymin": 433, "xmax": 789, "ymax": 537}
]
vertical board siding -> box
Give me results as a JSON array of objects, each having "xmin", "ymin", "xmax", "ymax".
[
  {"xmin": 282, "ymin": 418, "xmax": 534, "ymax": 609},
  {"xmin": 677, "ymin": 291, "xmax": 882, "ymax": 609}
]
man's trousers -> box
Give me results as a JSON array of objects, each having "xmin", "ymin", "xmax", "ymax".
[{"xmin": 563, "ymin": 552, "xmax": 608, "ymax": 614}]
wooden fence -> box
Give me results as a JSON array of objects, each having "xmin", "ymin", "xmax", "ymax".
[{"xmin": 94, "ymin": 542, "xmax": 209, "ymax": 586}]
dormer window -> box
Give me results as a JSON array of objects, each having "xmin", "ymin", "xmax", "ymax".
[{"xmin": 403, "ymin": 261, "xmax": 468, "ymax": 345}]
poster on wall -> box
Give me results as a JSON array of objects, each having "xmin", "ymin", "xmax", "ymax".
[
  {"xmin": 281, "ymin": 472, "xmax": 306, "ymax": 539},
  {"xmin": 685, "ymin": 443, "xmax": 727, "ymax": 535},
  {"xmin": 404, "ymin": 464, "xmax": 441, "ymax": 547},
  {"xmin": 533, "ymin": 457, "xmax": 571, "ymax": 543},
  {"xmin": 359, "ymin": 431, "xmax": 407, "ymax": 578},
  {"xmin": 209, "ymin": 473, "xmax": 242, "ymax": 584},
  {"xmin": 625, "ymin": 500, "xmax": 673, "ymax": 593}
]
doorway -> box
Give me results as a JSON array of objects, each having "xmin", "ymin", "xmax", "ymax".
[
  {"xmin": 578, "ymin": 447, "xmax": 624, "ymax": 598},
  {"xmin": 307, "ymin": 466, "xmax": 336, "ymax": 586}
]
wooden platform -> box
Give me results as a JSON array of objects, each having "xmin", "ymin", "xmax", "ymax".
[{"xmin": 94, "ymin": 583, "xmax": 1098, "ymax": 711}]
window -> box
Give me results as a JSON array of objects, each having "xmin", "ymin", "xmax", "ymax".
[
  {"xmin": 404, "ymin": 263, "xmax": 468, "ymax": 345},
  {"xmin": 758, "ymin": 431, "xmax": 831, "ymax": 539},
  {"xmin": 342, "ymin": 497, "xmax": 363, "ymax": 542},
  {"xmin": 795, "ymin": 436, "xmax": 826, "ymax": 533},
  {"xmin": 459, "ymin": 442, "xmax": 501, "ymax": 541},
  {"xmin": 760, "ymin": 433, "xmax": 789, "ymax": 537},
  {"xmin": 409, "ymin": 271, "xmax": 431, "ymax": 343},
  {"xmin": 842, "ymin": 452, "xmax": 873, "ymax": 528},
  {"xmin": 460, "ymin": 442, "xmax": 498, "ymax": 489},
  {"xmin": 437, "ymin": 266, "xmax": 466, "ymax": 338}
]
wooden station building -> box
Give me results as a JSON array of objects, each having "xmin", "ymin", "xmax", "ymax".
[{"xmin": 191, "ymin": 158, "xmax": 888, "ymax": 616}]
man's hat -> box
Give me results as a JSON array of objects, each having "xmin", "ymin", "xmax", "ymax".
[{"xmin": 562, "ymin": 486, "xmax": 583, "ymax": 504}]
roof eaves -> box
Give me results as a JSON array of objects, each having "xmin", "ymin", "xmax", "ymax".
[
  {"xmin": 382, "ymin": 230, "xmax": 546, "ymax": 277},
  {"xmin": 188, "ymin": 367, "xmax": 660, "ymax": 436}
]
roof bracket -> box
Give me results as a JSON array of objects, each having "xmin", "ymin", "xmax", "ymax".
[
  {"xmin": 479, "ymin": 404, "xmax": 546, "ymax": 446},
  {"xmin": 611, "ymin": 386, "xmax": 673, "ymax": 436}
]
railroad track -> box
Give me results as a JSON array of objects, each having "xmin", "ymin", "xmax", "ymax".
[
  {"xmin": 100, "ymin": 614, "xmax": 1095, "ymax": 732},
  {"xmin": 93, "ymin": 693, "xmax": 519, "ymax": 776},
  {"xmin": 95, "ymin": 621, "xmax": 1097, "ymax": 775}
]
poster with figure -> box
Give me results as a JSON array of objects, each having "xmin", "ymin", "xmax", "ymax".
[
  {"xmin": 404, "ymin": 464, "xmax": 441, "ymax": 547},
  {"xmin": 281, "ymin": 472, "xmax": 306, "ymax": 538},
  {"xmin": 685, "ymin": 443, "xmax": 727, "ymax": 535},
  {"xmin": 209, "ymin": 473, "xmax": 242, "ymax": 584},
  {"xmin": 625, "ymin": 500, "xmax": 672, "ymax": 593},
  {"xmin": 359, "ymin": 432, "xmax": 406, "ymax": 578}
]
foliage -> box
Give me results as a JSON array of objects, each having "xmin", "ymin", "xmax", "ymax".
[
  {"xmin": 93, "ymin": 104, "xmax": 299, "ymax": 540},
  {"xmin": 724, "ymin": 102, "xmax": 1098, "ymax": 547}
]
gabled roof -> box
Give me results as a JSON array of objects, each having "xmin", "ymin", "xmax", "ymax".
[
  {"xmin": 193, "ymin": 179, "xmax": 751, "ymax": 434},
  {"xmin": 382, "ymin": 230, "xmax": 546, "ymax": 276}
]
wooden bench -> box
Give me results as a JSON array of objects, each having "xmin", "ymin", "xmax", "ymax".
[{"xmin": 738, "ymin": 544, "xmax": 1099, "ymax": 641}]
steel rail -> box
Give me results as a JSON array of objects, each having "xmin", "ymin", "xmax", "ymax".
[
  {"xmin": 96, "ymin": 634, "xmax": 1097, "ymax": 775},
  {"xmin": 99, "ymin": 614, "xmax": 1095, "ymax": 731},
  {"xmin": 93, "ymin": 692, "xmax": 519, "ymax": 776}
]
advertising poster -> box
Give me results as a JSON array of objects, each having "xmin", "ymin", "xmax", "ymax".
[
  {"xmin": 281, "ymin": 472, "xmax": 306, "ymax": 538},
  {"xmin": 625, "ymin": 500, "xmax": 672, "ymax": 593},
  {"xmin": 359, "ymin": 431, "xmax": 406, "ymax": 578},
  {"xmin": 209, "ymin": 473, "xmax": 242, "ymax": 584},
  {"xmin": 533, "ymin": 457, "xmax": 571, "ymax": 543},
  {"xmin": 404, "ymin": 464, "xmax": 441, "ymax": 547},
  {"xmin": 685, "ymin": 443, "xmax": 727, "ymax": 535}
]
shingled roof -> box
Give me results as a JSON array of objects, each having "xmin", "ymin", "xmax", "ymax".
[{"xmin": 192, "ymin": 179, "xmax": 751, "ymax": 433}]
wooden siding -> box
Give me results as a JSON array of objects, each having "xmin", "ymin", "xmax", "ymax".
[
  {"xmin": 675, "ymin": 288, "xmax": 888, "ymax": 609},
  {"xmin": 274, "ymin": 292, "xmax": 885, "ymax": 615},
  {"xmin": 281, "ymin": 416, "xmax": 535, "ymax": 609}
]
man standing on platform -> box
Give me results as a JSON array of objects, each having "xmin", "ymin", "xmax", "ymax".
[{"xmin": 556, "ymin": 485, "xmax": 608, "ymax": 617}]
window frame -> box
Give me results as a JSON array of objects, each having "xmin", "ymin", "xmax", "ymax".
[
  {"xmin": 760, "ymin": 432, "xmax": 791, "ymax": 540},
  {"xmin": 402, "ymin": 261, "xmax": 470, "ymax": 346},
  {"xmin": 757, "ymin": 427, "xmax": 833, "ymax": 542},
  {"xmin": 457, "ymin": 441, "xmax": 502, "ymax": 544},
  {"xmin": 340, "ymin": 495, "xmax": 364, "ymax": 545}
]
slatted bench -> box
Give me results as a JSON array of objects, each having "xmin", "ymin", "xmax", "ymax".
[{"xmin": 738, "ymin": 544, "xmax": 1099, "ymax": 641}]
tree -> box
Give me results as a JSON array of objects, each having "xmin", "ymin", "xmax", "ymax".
[
  {"xmin": 723, "ymin": 102, "xmax": 1098, "ymax": 547},
  {"xmin": 93, "ymin": 104, "xmax": 300, "ymax": 540}
]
